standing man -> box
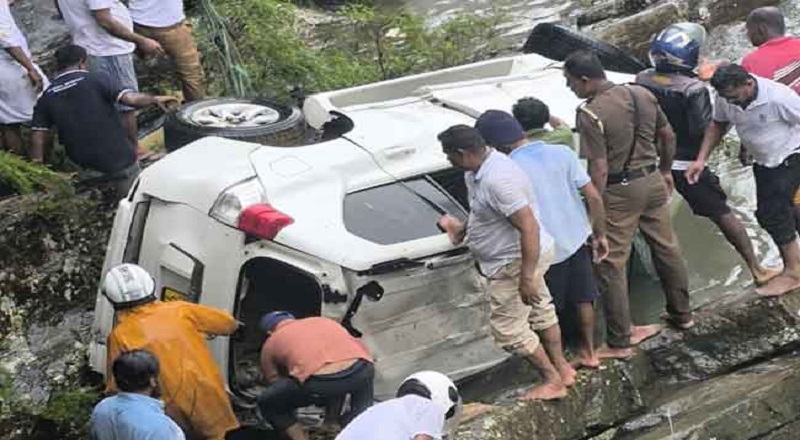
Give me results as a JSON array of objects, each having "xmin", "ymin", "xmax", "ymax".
[
  {"xmin": 475, "ymin": 108, "xmax": 608, "ymax": 369},
  {"xmin": 257, "ymin": 312, "xmax": 375, "ymax": 440},
  {"xmin": 56, "ymin": 0, "xmax": 164, "ymax": 149},
  {"xmin": 564, "ymin": 50, "xmax": 694, "ymax": 359},
  {"xmin": 30, "ymin": 45, "xmax": 175, "ymax": 199},
  {"xmin": 742, "ymin": 7, "xmax": 800, "ymax": 93},
  {"xmin": 90, "ymin": 350, "xmax": 186, "ymax": 440},
  {"xmin": 102, "ymin": 263, "xmax": 241, "ymax": 440},
  {"xmin": 129, "ymin": 0, "xmax": 205, "ymax": 101},
  {"xmin": 437, "ymin": 125, "xmax": 576, "ymax": 400},
  {"xmin": 0, "ymin": 0, "xmax": 46, "ymax": 154},
  {"xmin": 638, "ymin": 23, "xmax": 779, "ymax": 287},
  {"xmin": 686, "ymin": 64, "xmax": 800, "ymax": 297}
]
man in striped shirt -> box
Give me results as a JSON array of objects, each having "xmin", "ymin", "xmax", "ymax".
[{"xmin": 742, "ymin": 7, "xmax": 800, "ymax": 92}]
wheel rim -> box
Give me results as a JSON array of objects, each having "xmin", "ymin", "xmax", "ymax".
[{"xmin": 190, "ymin": 102, "xmax": 281, "ymax": 128}]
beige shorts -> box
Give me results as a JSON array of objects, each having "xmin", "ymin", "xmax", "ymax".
[{"xmin": 487, "ymin": 250, "xmax": 558, "ymax": 357}]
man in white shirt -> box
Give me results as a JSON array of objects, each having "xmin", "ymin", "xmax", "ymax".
[
  {"xmin": 687, "ymin": 63, "xmax": 800, "ymax": 297},
  {"xmin": 129, "ymin": 0, "xmax": 205, "ymax": 101},
  {"xmin": 0, "ymin": 0, "xmax": 46, "ymax": 154},
  {"xmin": 335, "ymin": 371, "xmax": 460, "ymax": 440},
  {"xmin": 55, "ymin": 0, "xmax": 164, "ymax": 150}
]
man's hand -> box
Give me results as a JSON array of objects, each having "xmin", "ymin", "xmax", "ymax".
[
  {"xmin": 684, "ymin": 160, "xmax": 705, "ymax": 185},
  {"xmin": 591, "ymin": 234, "xmax": 609, "ymax": 263},
  {"xmin": 661, "ymin": 170, "xmax": 675, "ymax": 196},
  {"xmin": 26, "ymin": 68, "xmax": 43, "ymax": 92},
  {"xmin": 136, "ymin": 37, "xmax": 165, "ymax": 58},
  {"xmin": 738, "ymin": 144, "xmax": 753, "ymax": 167},
  {"xmin": 437, "ymin": 214, "xmax": 465, "ymax": 245},
  {"xmin": 154, "ymin": 95, "xmax": 180, "ymax": 112},
  {"xmin": 519, "ymin": 276, "xmax": 542, "ymax": 305}
]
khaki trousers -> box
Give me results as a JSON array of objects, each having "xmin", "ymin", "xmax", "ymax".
[
  {"xmin": 487, "ymin": 250, "xmax": 559, "ymax": 357},
  {"xmin": 598, "ymin": 172, "xmax": 691, "ymax": 348},
  {"xmin": 135, "ymin": 21, "xmax": 206, "ymax": 102}
]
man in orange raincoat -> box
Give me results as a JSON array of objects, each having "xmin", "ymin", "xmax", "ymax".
[{"xmin": 102, "ymin": 263, "xmax": 240, "ymax": 440}]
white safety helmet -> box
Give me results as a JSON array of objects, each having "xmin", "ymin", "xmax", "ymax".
[
  {"xmin": 102, "ymin": 264, "xmax": 156, "ymax": 310},
  {"xmin": 398, "ymin": 371, "xmax": 462, "ymax": 433}
]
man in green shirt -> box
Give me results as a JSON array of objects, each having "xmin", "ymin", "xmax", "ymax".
[{"xmin": 513, "ymin": 97, "xmax": 574, "ymax": 147}]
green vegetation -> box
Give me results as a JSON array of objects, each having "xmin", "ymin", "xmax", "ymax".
[
  {"xmin": 194, "ymin": 0, "xmax": 508, "ymax": 100},
  {"xmin": 0, "ymin": 151, "xmax": 72, "ymax": 196}
]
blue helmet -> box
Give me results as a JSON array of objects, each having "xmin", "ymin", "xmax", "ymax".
[{"xmin": 649, "ymin": 23, "xmax": 707, "ymax": 73}]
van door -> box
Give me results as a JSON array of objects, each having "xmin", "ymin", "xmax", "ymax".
[{"xmin": 339, "ymin": 169, "xmax": 507, "ymax": 397}]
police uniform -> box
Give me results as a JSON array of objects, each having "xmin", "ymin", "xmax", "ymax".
[{"xmin": 576, "ymin": 82, "xmax": 692, "ymax": 349}]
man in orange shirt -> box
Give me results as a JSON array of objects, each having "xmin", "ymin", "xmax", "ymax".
[
  {"xmin": 257, "ymin": 312, "xmax": 375, "ymax": 440},
  {"xmin": 103, "ymin": 263, "xmax": 241, "ymax": 440}
]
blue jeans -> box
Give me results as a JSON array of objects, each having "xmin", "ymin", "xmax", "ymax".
[{"xmin": 87, "ymin": 53, "xmax": 139, "ymax": 112}]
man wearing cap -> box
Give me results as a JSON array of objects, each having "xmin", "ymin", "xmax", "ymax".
[
  {"xmin": 564, "ymin": 50, "xmax": 693, "ymax": 359},
  {"xmin": 437, "ymin": 125, "xmax": 576, "ymax": 401},
  {"xmin": 475, "ymin": 108, "xmax": 608, "ymax": 369},
  {"xmin": 257, "ymin": 312, "xmax": 375, "ymax": 440}
]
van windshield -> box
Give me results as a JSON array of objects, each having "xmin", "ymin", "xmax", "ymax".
[{"xmin": 344, "ymin": 174, "xmax": 467, "ymax": 245}]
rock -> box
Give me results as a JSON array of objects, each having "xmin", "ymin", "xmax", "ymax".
[
  {"xmin": 701, "ymin": 0, "xmax": 780, "ymax": 28},
  {"xmin": 591, "ymin": 2, "xmax": 686, "ymax": 60},
  {"xmin": 605, "ymin": 354, "xmax": 800, "ymax": 439},
  {"xmin": 10, "ymin": 0, "xmax": 70, "ymax": 76},
  {"xmin": 577, "ymin": 0, "xmax": 659, "ymax": 28}
]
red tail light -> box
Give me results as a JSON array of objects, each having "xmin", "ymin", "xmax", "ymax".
[{"xmin": 237, "ymin": 204, "xmax": 294, "ymax": 240}]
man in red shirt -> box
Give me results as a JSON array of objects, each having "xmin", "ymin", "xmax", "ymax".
[
  {"xmin": 742, "ymin": 7, "xmax": 800, "ymax": 92},
  {"xmin": 257, "ymin": 312, "xmax": 375, "ymax": 440}
]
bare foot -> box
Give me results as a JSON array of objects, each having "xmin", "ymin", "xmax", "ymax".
[
  {"xmin": 572, "ymin": 352, "xmax": 601, "ymax": 369},
  {"xmin": 556, "ymin": 363, "xmax": 577, "ymax": 386},
  {"xmin": 752, "ymin": 266, "xmax": 782, "ymax": 287},
  {"xmin": 755, "ymin": 272, "xmax": 800, "ymax": 297},
  {"xmin": 519, "ymin": 382, "xmax": 568, "ymax": 401},
  {"xmin": 630, "ymin": 324, "xmax": 662, "ymax": 345},
  {"xmin": 597, "ymin": 345, "xmax": 633, "ymax": 360}
]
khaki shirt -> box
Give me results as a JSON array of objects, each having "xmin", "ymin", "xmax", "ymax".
[{"xmin": 577, "ymin": 82, "xmax": 670, "ymax": 175}]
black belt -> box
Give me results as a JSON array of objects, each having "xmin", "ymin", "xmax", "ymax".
[{"xmin": 607, "ymin": 164, "xmax": 657, "ymax": 186}]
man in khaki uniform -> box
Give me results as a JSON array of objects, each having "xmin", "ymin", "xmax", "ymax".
[{"xmin": 564, "ymin": 50, "xmax": 693, "ymax": 359}]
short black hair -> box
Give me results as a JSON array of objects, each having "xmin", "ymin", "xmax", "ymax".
[
  {"xmin": 747, "ymin": 7, "xmax": 786, "ymax": 35},
  {"xmin": 710, "ymin": 64, "xmax": 752, "ymax": 91},
  {"xmin": 512, "ymin": 97, "xmax": 550, "ymax": 131},
  {"xmin": 438, "ymin": 125, "xmax": 486, "ymax": 153},
  {"xmin": 56, "ymin": 45, "xmax": 87, "ymax": 71},
  {"xmin": 563, "ymin": 50, "xmax": 606, "ymax": 80},
  {"xmin": 112, "ymin": 350, "xmax": 159, "ymax": 393}
]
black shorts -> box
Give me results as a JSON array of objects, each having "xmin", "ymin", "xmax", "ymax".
[
  {"xmin": 544, "ymin": 245, "xmax": 599, "ymax": 307},
  {"xmin": 673, "ymin": 168, "xmax": 730, "ymax": 218},
  {"xmin": 753, "ymin": 153, "xmax": 800, "ymax": 246}
]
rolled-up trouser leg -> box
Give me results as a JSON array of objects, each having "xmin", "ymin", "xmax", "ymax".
[
  {"xmin": 638, "ymin": 173, "xmax": 691, "ymax": 321},
  {"xmin": 754, "ymin": 157, "xmax": 800, "ymax": 246},
  {"xmin": 488, "ymin": 253, "xmax": 558, "ymax": 357}
]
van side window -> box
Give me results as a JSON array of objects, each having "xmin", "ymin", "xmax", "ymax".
[
  {"xmin": 160, "ymin": 244, "xmax": 204, "ymax": 303},
  {"xmin": 122, "ymin": 199, "xmax": 151, "ymax": 264}
]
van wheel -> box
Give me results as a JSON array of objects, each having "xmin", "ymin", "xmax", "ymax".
[
  {"xmin": 163, "ymin": 98, "xmax": 308, "ymax": 152},
  {"xmin": 523, "ymin": 22, "xmax": 648, "ymax": 75}
]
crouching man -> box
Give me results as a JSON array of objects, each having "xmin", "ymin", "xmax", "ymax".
[
  {"xmin": 257, "ymin": 312, "xmax": 375, "ymax": 440},
  {"xmin": 336, "ymin": 371, "xmax": 461, "ymax": 440},
  {"xmin": 437, "ymin": 125, "xmax": 576, "ymax": 400}
]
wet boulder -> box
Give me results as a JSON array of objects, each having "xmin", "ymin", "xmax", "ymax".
[{"xmin": 590, "ymin": 2, "xmax": 685, "ymax": 61}]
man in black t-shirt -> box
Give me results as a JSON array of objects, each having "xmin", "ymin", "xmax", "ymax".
[{"xmin": 30, "ymin": 45, "xmax": 176, "ymax": 199}]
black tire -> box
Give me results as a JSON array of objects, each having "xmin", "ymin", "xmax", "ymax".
[
  {"xmin": 522, "ymin": 22, "xmax": 648, "ymax": 75},
  {"xmin": 164, "ymin": 98, "xmax": 307, "ymax": 152}
]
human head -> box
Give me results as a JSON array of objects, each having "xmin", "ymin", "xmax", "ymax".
[
  {"xmin": 474, "ymin": 110, "xmax": 526, "ymax": 153},
  {"xmin": 55, "ymin": 45, "xmax": 88, "ymax": 71},
  {"xmin": 397, "ymin": 371, "xmax": 462, "ymax": 431},
  {"xmin": 746, "ymin": 7, "xmax": 785, "ymax": 47},
  {"xmin": 259, "ymin": 311, "xmax": 296, "ymax": 334},
  {"xmin": 710, "ymin": 63, "xmax": 756, "ymax": 108},
  {"xmin": 102, "ymin": 264, "xmax": 156, "ymax": 311},
  {"xmin": 112, "ymin": 350, "xmax": 160, "ymax": 396},
  {"xmin": 437, "ymin": 125, "xmax": 489, "ymax": 171},
  {"xmin": 512, "ymin": 97, "xmax": 550, "ymax": 131},
  {"xmin": 649, "ymin": 22, "xmax": 706, "ymax": 73},
  {"xmin": 563, "ymin": 50, "xmax": 607, "ymax": 99}
]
